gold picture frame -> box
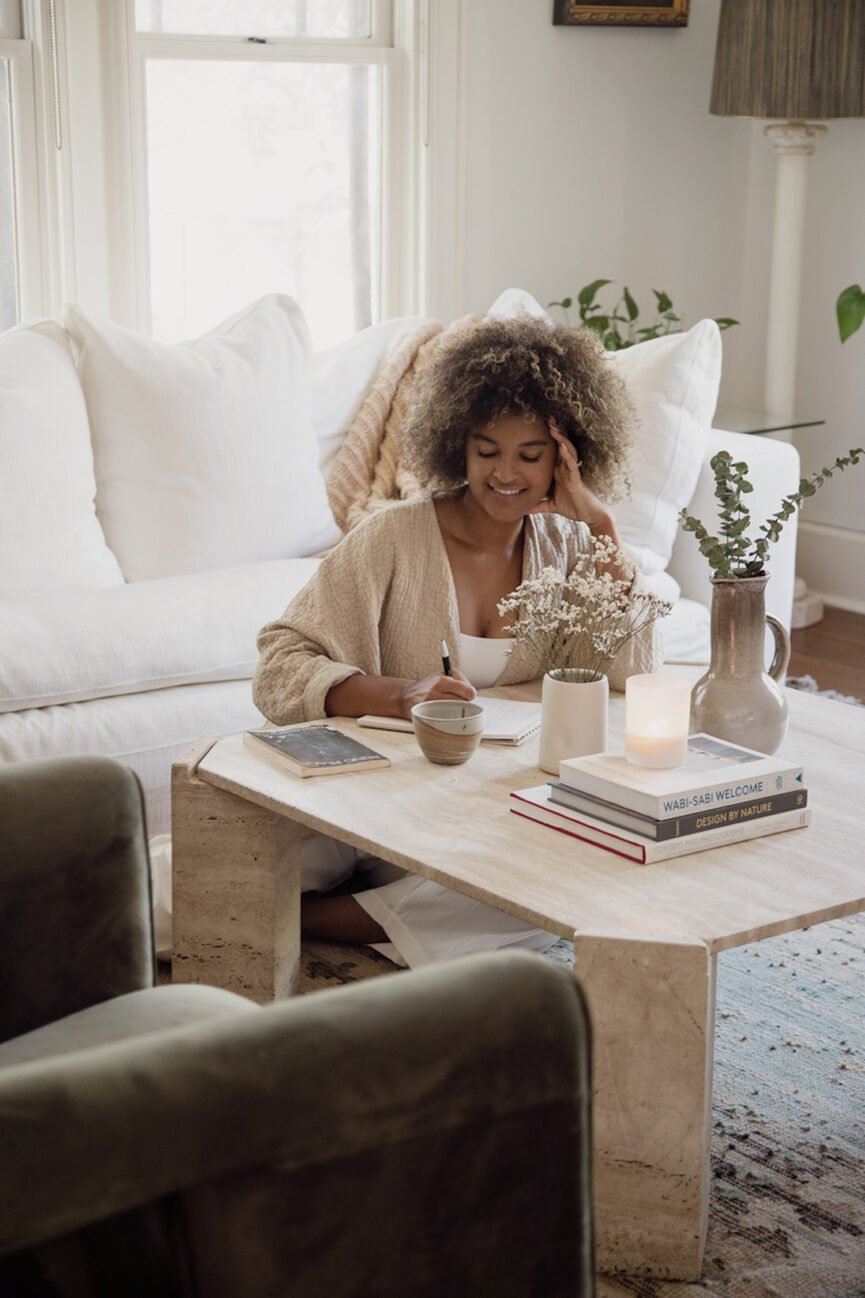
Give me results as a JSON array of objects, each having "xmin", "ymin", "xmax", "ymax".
[{"xmin": 553, "ymin": 1, "xmax": 689, "ymax": 26}]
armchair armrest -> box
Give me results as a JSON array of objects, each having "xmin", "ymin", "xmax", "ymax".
[
  {"xmin": 0, "ymin": 951, "xmax": 593, "ymax": 1297},
  {"xmin": 668, "ymin": 428, "xmax": 800, "ymax": 630},
  {"xmin": 0, "ymin": 757, "xmax": 154, "ymax": 1042}
]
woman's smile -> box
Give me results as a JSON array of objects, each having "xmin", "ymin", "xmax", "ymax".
[{"xmin": 465, "ymin": 412, "xmax": 556, "ymax": 518}]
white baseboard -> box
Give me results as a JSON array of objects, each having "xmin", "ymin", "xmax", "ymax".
[{"xmin": 795, "ymin": 522, "xmax": 865, "ymax": 615}]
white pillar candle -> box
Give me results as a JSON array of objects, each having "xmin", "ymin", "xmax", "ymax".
[{"xmin": 625, "ymin": 674, "xmax": 692, "ymax": 769}]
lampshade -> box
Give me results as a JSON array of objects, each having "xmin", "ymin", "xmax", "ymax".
[{"xmin": 710, "ymin": 0, "xmax": 865, "ymax": 120}]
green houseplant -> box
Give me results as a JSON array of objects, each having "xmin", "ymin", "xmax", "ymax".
[
  {"xmin": 679, "ymin": 448, "xmax": 864, "ymax": 579},
  {"xmin": 549, "ymin": 279, "xmax": 738, "ymax": 352},
  {"xmin": 678, "ymin": 447, "xmax": 864, "ymax": 754}
]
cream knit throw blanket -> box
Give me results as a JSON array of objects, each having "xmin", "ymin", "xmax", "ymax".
[{"xmin": 326, "ymin": 319, "xmax": 444, "ymax": 533}]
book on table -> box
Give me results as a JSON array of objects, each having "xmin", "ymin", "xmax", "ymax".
[
  {"xmin": 509, "ymin": 784, "xmax": 811, "ymax": 865},
  {"xmin": 244, "ymin": 725, "xmax": 391, "ymax": 777},
  {"xmin": 558, "ymin": 733, "xmax": 804, "ymax": 820},
  {"xmin": 358, "ymin": 696, "xmax": 541, "ymax": 745},
  {"xmin": 548, "ymin": 779, "xmax": 808, "ymax": 841}
]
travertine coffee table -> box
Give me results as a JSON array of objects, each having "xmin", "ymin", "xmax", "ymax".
[{"xmin": 171, "ymin": 687, "xmax": 865, "ymax": 1280}]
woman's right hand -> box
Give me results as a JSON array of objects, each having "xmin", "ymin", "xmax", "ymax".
[
  {"xmin": 326, "ymin": 669, "xmax": 476, "ymax": 720},
  {"xmin": 398, "ymin": 670, "xmax": 476, "ymax": 718}
]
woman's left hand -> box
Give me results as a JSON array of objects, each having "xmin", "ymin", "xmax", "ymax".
[
  {"xmin": 531, "ymin": 423, "xmax": 631, "ymax": 583},
  {"xmin": 530, "ymin": 423, "xmax": 613, "ymax": 533}
]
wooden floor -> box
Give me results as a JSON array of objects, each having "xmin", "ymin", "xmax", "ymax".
[{"xmin": 788, "ymin": 606, "xmax": 865, "ymax": 700}]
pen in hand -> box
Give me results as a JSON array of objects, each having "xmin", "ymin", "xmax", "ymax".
[{"xmin": 440, "ymin": 638, "xmax": 453, "ymax": 677}]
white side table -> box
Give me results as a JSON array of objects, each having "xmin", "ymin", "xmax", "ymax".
[
  {"xmin": 713, "ymin": 407, "xmax": 825, "ymax": 437},
  {"xmin": 713, "ymin": 408, "xmax": 826, "ymax": 626}
]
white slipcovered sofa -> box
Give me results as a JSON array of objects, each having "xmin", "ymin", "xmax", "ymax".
[{"xmin": 0, "ymin": 290, "xmax": 799, "ymax": 837}]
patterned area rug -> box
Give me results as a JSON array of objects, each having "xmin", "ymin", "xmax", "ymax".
[
  {"xmin": 299, "ymin": 917, "xmax": 865, "ymax": 1297},
  {"xmin": 787, "ymin": 675, "xmax": 863, "ymax": 707}
]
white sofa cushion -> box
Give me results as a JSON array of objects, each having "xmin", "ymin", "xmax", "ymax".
[
  {"xmin": 0, "ymin": 558, "xmax": 319, "ymax": 713},
  {"xmin": 0, "ymin": 680, "xmax": 265, "ymax": 837},
  {"xmin": 659, "ymin": 596, "xmax": 711, "ymax": 664},
  {"xmin": 0, "ymin": 320, "xmax": 123, "ymax": 595},
  {"xmin": 485, "ymin": 290, "xmax": 721, "ymax": 577},
  {"xmin": 314, "ymin": 315, "xmax": 426, "ymax": 482},
  {"xmin": 64, "ymin": 295, "xmax": 341, "ymax": 581}
]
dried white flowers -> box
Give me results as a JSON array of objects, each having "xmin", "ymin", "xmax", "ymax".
[{"xmin": 497, "ymin": 535, "xmax": 671, "ymax": 681}]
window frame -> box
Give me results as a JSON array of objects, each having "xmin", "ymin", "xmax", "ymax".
[
  {"xmin": 102, "ymin": 0, "xmax": 456, "ymax": 336},
  {"xmin": 16, "ymin": 0, "xmax": 465, "ymax": 331},
  {"xmin": 0, "ymin": 24, "xmax": 47, "ymax": 321}
]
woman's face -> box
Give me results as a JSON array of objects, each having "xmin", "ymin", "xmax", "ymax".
[{"xmin": 464, "ymin": 411, "xmax": 557, "ymax": 521}]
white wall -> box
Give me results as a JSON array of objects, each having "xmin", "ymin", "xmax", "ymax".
[
  {"xmin": 793, "ymin": 119, "xmax": 865, "ymax": 611},
  {"xmin": 453, "ymin": 0, "xmax": 865, "ymax": 611}
]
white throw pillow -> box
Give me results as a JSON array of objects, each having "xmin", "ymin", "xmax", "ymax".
[
  {"xmin": 485, "ymin": 289, "xmax": 721, "ymax": 577},
  {"xmin": 610, "ymin": 320, "xmax": 721, "ymax": 575},
  {"xmin": 65, "ymin": 295, "xmax": 341, "ymax": 581},
  {"xmin": 313, "ymin": 315, "xmax": 426, "ymax": 483},
  {"xmin": 0, "ymin": 320, "xmax": 124, "ymax": 595}
]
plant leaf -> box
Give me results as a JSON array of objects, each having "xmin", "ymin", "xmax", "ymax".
[
  {"xmin": 623, "ymin": 287, "xmax": 639, "ymax": 322},
  {"xmin": 653, "ymin": 289, "xmax": 673, "ymax": 313},
  {"xmin": 714, "ymin": 317, "xmax": 739, "ymax": 330},
  {"xmin": 837, "ymin": 285, "xmax": 865, "ymax": 343},
  {"xmin": 578, "ymin": 279, "xmax": 612, "ymax": 308}
]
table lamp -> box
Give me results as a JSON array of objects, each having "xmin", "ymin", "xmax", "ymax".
[{"xmin": 710, "ymin": 0, "xmax": 865, "ymax": 419}]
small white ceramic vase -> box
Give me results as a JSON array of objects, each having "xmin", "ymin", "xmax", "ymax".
[{"xmin": 539, "ymin": 668, "xmax": 609, "ymax": 776}]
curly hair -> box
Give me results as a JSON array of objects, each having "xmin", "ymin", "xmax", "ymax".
[{"xmin": 401, "ymin": 313, "xmax": 635, "ymax": 500}]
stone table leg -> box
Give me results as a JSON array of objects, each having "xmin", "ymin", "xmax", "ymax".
[
  {"xmin": 171, "ymin": 742, "xmax": 307, "ymax": 1003},
  {"xmin": 572, "ymin": 930, "xmax": 716, "ymax": 1281}
]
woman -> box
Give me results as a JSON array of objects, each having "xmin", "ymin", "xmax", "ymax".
[{"xmin": 253, "ymin": 314, "xmax": 661, "ymax": 966}]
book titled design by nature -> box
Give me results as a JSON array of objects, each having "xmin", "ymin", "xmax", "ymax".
[
  {"xmin": 559, "ymin": 733, "xmax": 804, "ymax": 819},
  {"xmin": 509, "ymin": 785, "xmax": 811, "ymax": 865},
  {"xmin": 244, "ymin": 725, "xmax": 391, "ymax": 777},
  {"xmin": 548, "ymin": 780, "xmax": 808, "ymax": 841}
]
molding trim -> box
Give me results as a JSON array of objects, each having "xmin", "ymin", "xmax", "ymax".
[
  {"xmin": 424, "ymin": 0, "xmax": 465, "ymax": 322},
  {"xmin": 796, "ymin": 520, "xmax": 865, "ymax": 615}
]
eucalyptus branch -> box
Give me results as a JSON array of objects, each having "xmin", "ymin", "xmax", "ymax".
[{"xmin": 679, "ymin": 447, "xmax": 864, "ymax": 579}]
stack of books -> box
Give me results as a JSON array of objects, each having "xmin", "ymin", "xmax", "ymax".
[{"xmin": 509, "ymin": 732, "xmax": 810, "ymax": 864}]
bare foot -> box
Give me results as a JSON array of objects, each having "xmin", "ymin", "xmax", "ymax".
[{"xmin": 301, "ymin": 893, "xmax": 387, "ymax": 944}]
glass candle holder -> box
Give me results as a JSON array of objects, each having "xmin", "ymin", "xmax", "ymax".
[{"xmin": 625, "ymin": 674, "xmax": 692, "ymax": 769}]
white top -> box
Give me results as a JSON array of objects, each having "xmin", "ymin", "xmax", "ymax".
[{"xmin": 459, "ymin": 632, "xmax": 512, "ymax": 689}]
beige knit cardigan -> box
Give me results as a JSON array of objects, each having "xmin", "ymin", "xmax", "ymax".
[{"xmin": 253, "ymin": 496, "xmax": 661, "ymax": 726}]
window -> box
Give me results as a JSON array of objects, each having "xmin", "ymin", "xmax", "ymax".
[
  {"xmin": 10, "ymin": 1, "xmax": 463, "ymax": 337},
  {"xmin": 0, "ymin": 0, "xmax": 44, "ymax": 330},
  {"xmin": 127, "ymin": 0, "xmax": 395, "ymax": 346},
  {"xmin": 0, "ymin": 56, "xmax": 18, "ymax": 330}
]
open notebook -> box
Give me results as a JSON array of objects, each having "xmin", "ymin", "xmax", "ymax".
[{"xmin": 359, "ymin": 697, "xmax": 541, "ymax": 746}]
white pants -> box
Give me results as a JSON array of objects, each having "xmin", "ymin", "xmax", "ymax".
[{"xmin": 301, "ymin": 833, "xmax": 558, "ymax": 970}]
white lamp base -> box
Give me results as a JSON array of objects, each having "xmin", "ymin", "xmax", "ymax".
[
  {"xmin": 763, "ymin": 122, "xmax": 827, "ymax": 628},
  {"xmin": 763, "ymin": 121, "xmax": 826, "ymax": 421}
]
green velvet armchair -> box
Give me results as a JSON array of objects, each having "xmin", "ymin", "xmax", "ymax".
[{"xmin": 0, "ymin": 755, "xmax": 594, "ymax": 1298}]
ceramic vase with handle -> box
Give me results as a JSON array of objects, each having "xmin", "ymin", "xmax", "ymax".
[
  {"xmin": 690, "ymin": 575, "xmax": 791, "ymax": 755},
  {"xmin": 539, "ymin": 668, "xmax": 609, "ymax": 775}
]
